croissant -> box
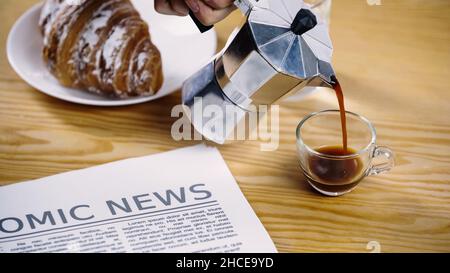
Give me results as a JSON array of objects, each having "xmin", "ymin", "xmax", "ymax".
[{"xmin": 39, "ymin": 0, "xmax": 163, "ymax": 98}]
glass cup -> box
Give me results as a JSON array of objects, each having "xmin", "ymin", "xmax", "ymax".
[{"xmin": 296, "ymin": 110, "xmax": 395, "ymax": 196}]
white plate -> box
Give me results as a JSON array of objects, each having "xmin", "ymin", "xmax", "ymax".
[{"xmin": 7, "ymin": 0, "xmax": 217, "ymax": 106}]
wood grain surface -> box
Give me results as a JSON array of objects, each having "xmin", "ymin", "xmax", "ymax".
[{"xmin": 1, "ymin": 0, "xmax": 449, "ymax": 252}]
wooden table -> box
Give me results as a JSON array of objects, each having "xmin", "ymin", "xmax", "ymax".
[{"xmin": 1, "ymin": 0, "xmax": 449, "ymax": 253}]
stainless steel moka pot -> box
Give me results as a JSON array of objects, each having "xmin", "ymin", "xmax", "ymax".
[{"xmin": 183, "ymin": 0, "xmax": 336, "ymax": 144}]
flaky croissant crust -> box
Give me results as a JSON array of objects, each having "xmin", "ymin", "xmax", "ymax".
[{"xmin": 40, "ymin": 0, "xmax": 163, "ymax": 98}]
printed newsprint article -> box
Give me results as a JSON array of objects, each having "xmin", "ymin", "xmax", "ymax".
[{"xmin": 0, "ymin": 145, "xmax": 276, "ymax": 253}]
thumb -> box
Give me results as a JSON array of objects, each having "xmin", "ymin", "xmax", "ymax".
[{"xmin": 186, "ymin": 0, "xmax": 236, "ymax": 26}]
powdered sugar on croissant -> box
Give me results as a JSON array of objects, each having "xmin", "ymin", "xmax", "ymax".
[{"xmin": 39, "ymin": 0, "xmax": 163, "ymax": 98}]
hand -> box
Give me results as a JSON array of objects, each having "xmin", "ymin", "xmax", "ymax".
[{"xmin": 154, "ymin": 0, "xmax": 236, "ymax": 26}]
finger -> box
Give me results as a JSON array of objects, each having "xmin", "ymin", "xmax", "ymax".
[
  {"xmin": 202, "ymin": 0, "xmax": 234, "ymax": 10},
  {"xmin": 186, "ymin": 0, "xmax": 236, "ymax": 26},
  {"xmin": 170, "ymin": 0, "xmax": 189, "ymax": 16},
  {"xmin": 154, "ymin": 0, "xmax": 177, "ymax": 15},
  {"xmin": 185, "ymin": 0, "xmax": 201, "ymax": 13}
]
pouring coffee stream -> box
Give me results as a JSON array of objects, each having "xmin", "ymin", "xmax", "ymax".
[{"xmin": 331, "ymin": 76, "xmax": 348, "ymax": 152}]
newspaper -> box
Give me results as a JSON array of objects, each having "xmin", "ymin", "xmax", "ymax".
[{"xmin": 0, "ymin": 145, "xmax": 276, "ymax": 253}]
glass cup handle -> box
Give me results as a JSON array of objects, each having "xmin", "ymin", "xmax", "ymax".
[{"xmin": 368, "ymin": 146, "xmax": 395, "ymax": 176}]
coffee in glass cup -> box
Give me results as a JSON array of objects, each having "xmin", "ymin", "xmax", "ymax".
[{"xmin": 296, "ymin": 110, "xmax": 394, "ymax": 196}]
